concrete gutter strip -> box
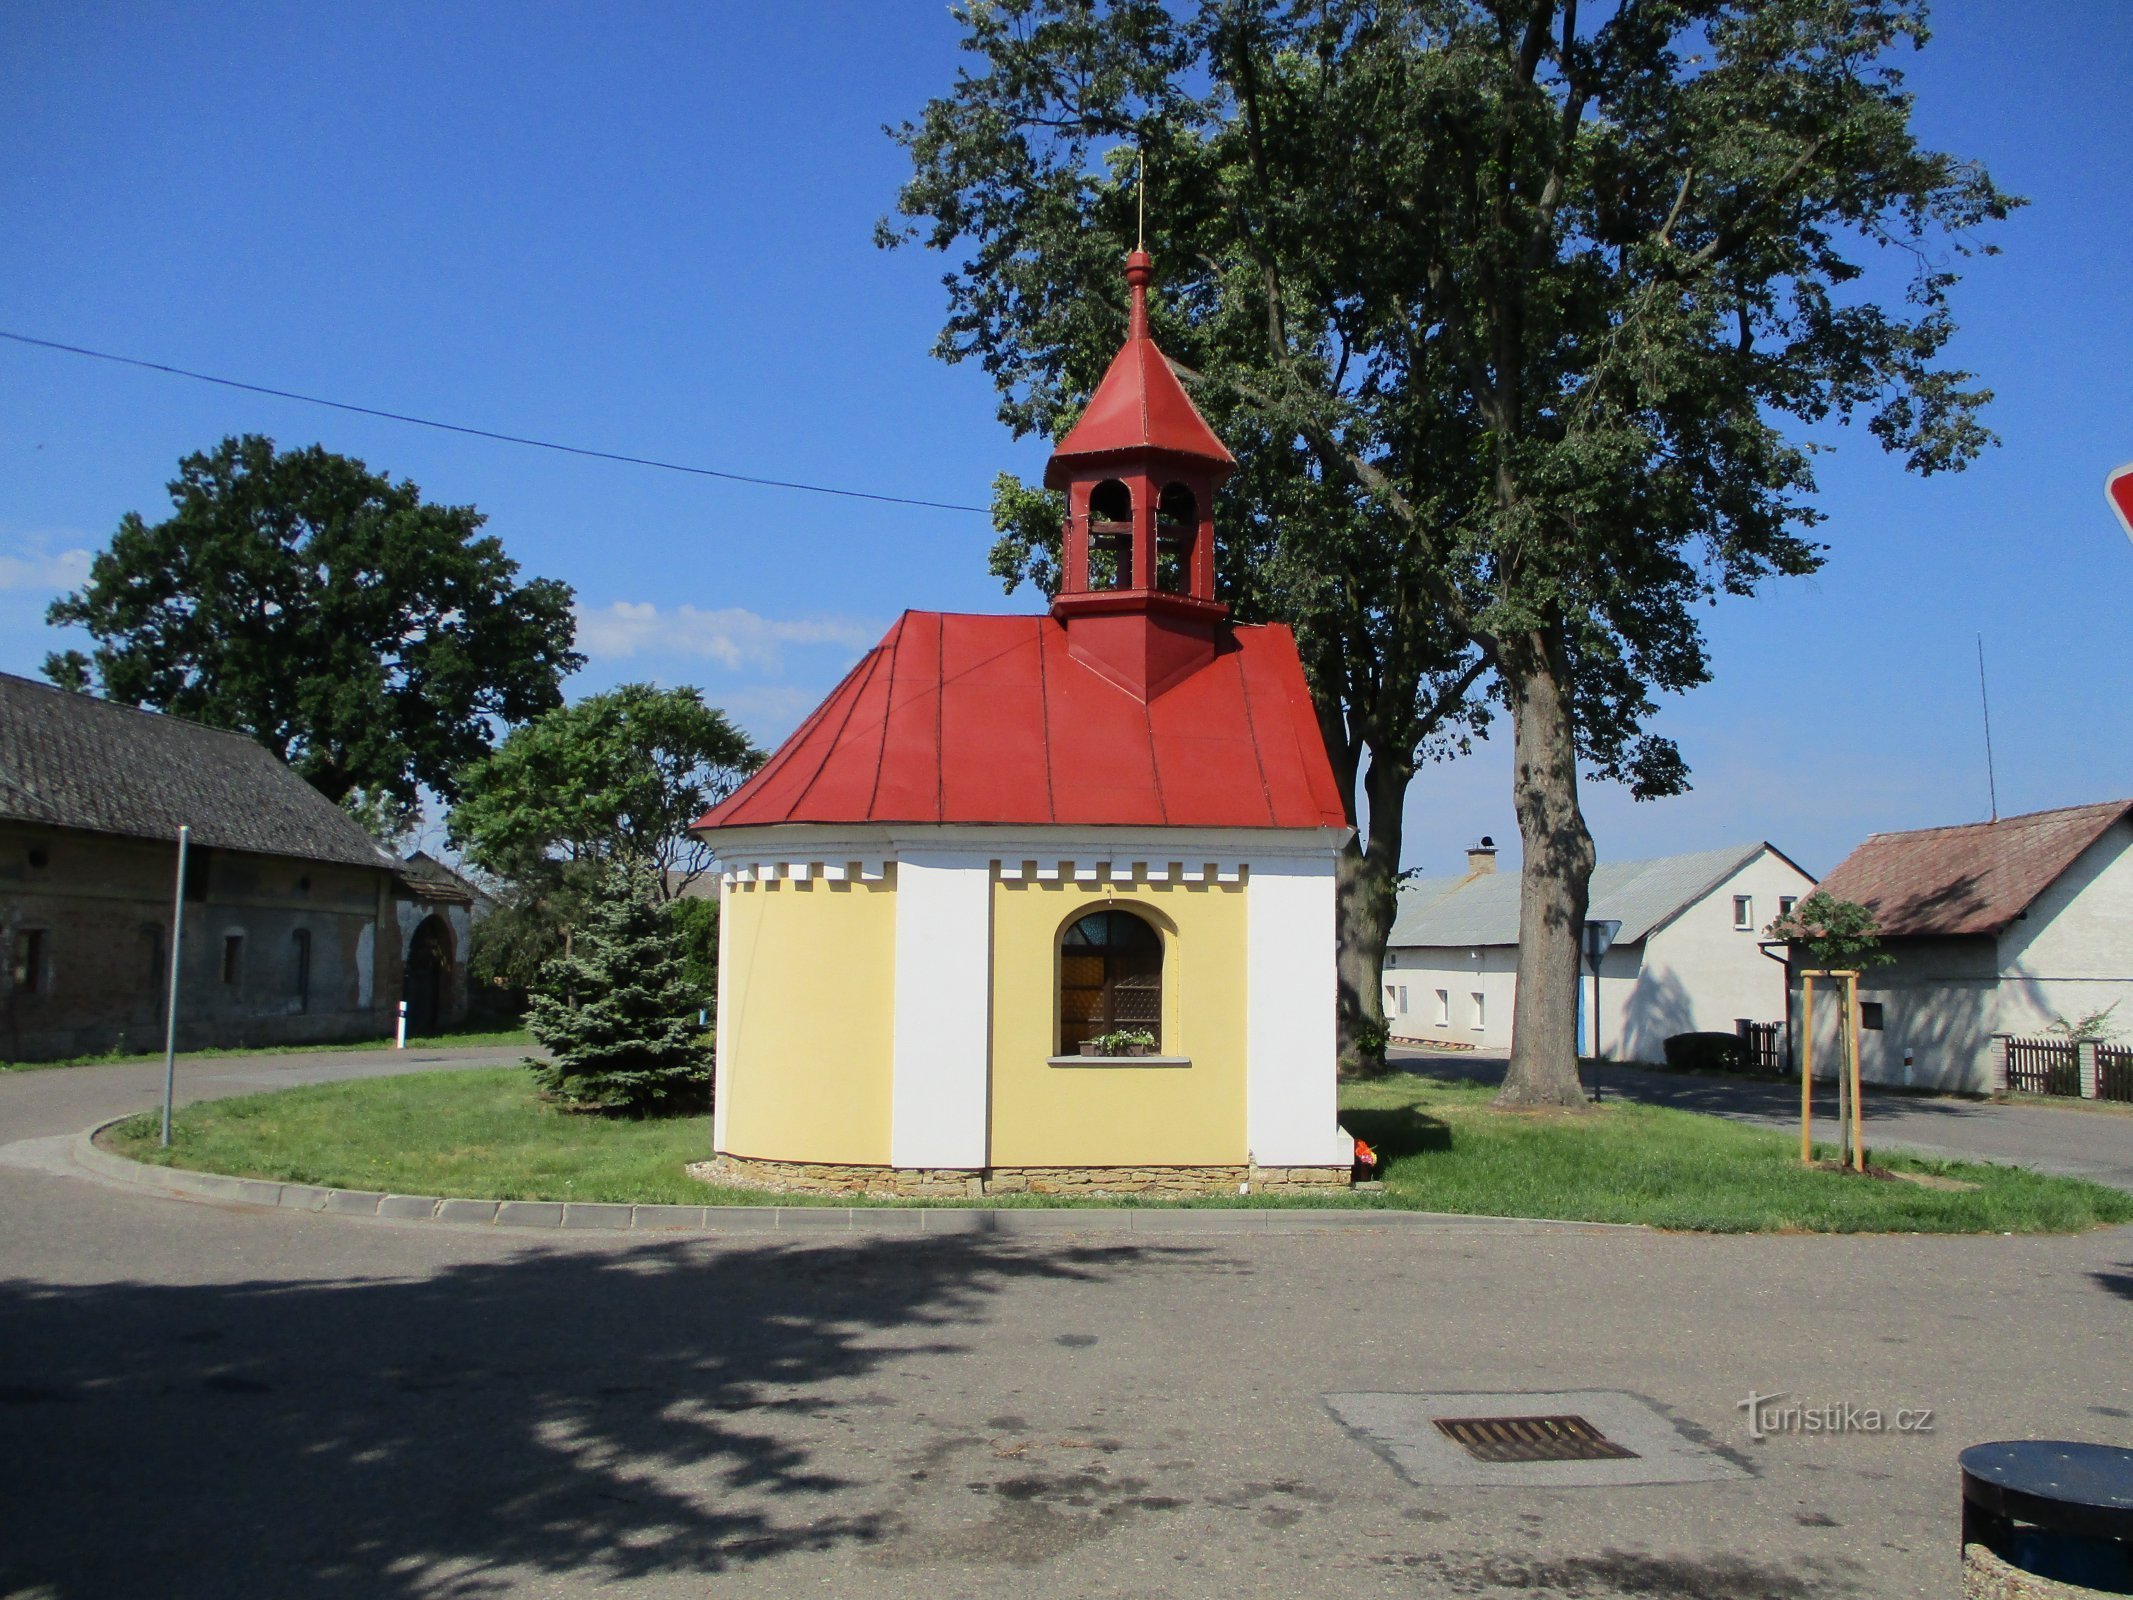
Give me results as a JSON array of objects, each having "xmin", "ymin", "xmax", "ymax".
[{"xmin": 70, "ymin": 1122, "xmax": 1646, "ymax": 1237}]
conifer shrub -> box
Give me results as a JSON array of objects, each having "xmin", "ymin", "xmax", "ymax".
[{"xmin": 525, "ymin": 865, "xmax": 709, "ymax": 1114}]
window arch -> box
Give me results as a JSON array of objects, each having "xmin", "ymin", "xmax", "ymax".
[
  {"xmin": 1058, "ymin": 908, "xmax": 1162, "ymax": 1053},
  {"xmin": 1155, "ymin": 482, "xmax": 1196, "ymax": 593},
  {"xmin": 1086, "ymin": 479, "xmax": 1132, "ymax": 590}
]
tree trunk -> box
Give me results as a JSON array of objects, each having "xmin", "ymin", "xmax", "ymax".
[
  {"xmin": 1335, "ymin": 747, "xmax": 1411, "ymax": 1078},
  {"xmin": 1495, "ymin": 627, "xmax": 1594, "ymax": 1109}
]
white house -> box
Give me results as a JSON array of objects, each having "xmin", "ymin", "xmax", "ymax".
[
  {"xmin": 1384, "ymin": 839, "xmax": 1816, "ymax": 1060},
  {"xmin": 1798, "ymin": 799, "xmax": 2133, "ymax": 1093}
]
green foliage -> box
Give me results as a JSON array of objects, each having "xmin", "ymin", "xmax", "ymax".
[
  {"xmin": 524, "ymin": 866, "xmax": 709, "ymax": 1114},
  {"xmin": 887, "ymin": 0, "xmax": 2014, "ymax": 1094},
  {"xmin": 116, "ymin": 1066, "xmax": 2133, "ymax": 1232},
  {"xmin": 1086, "ymin": 1027, "xmax": 1157, "ymax": 1054},
  {"xmin": 449, "ymin": 682, "xmax": 761, "ymax": 897},
  {"xmin": 467, "ymin": 860, "xmax": 603, "ymax": 1012},
  {"xmin": 1766, "ymin": 890, "xmax": 1894, "ymax": 972},
  {"xmin": 1663, "ymin": 1032, "xmax": 1751, "ymax": 1074},
  {"xmin": 662, "ymin": 894, "xmax": 720, "ymax": 1015},
  {"xmin": 46, "ymin": 434, "xmax": 582, "ymax": 804},
  {"xmin": 2048, "ymin": 1003, "xmax": 2121, "ymax": 1043}
]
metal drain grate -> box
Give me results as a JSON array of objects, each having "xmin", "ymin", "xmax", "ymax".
[{"xmin": 1432, "ymin": 1414, "xmax": 1640, "ymax": 1464}]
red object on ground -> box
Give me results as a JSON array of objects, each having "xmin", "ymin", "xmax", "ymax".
[
  {"xmin": 692, "ymin": 610, "xmax": 1347, "ymax": 832},
  {"xmin": 2109, "ymin": 462, "xmax": 2133, "ymax": 545},
  {"xmin": 1353, "ymin": 1137, "xmax": 1377, "ymax": 1168}
]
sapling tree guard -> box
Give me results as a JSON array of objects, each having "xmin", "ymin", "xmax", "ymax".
[{"xmin": 885, "ymin": 0, "xmax": 2014, "ymax": 1099}]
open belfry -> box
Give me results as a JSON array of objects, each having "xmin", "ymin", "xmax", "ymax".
[{"xmin": 690, "ymin": 250, "xmax": 1356, "ymax": 1195}]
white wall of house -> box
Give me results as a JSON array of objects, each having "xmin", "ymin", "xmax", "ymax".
[
  {"xmin": 1383, "ymin": 942, "xmax": 1519, "ymax": 1050},
  {"xmin": 1803, "ymin": 819, "xmax": 2133, "ymax": 1093},
  {"xmin": 1997, "ymin": 816, "xmax": 2133, "ymax": 1040},
  {"xmin": 1614, "ymin": 851, "xmax": 1809, "ymax": 1060},
  {"xmin": 1386, "ymin": 847, "xmax": 1811, "ymax": 1060}
]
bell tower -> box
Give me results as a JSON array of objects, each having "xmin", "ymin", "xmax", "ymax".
[{"xmin": 1044, "ymin": 250, "xmax": 1236, "ymax": 701}]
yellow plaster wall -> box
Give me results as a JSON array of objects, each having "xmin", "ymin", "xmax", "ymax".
[
  {"xmin": 719, "ymin": 875, "xmax": 895, "ymax": 1164},
  {"xmin": 989, "ymin": 876, "xmax": 1248, "ymax": 1167}
]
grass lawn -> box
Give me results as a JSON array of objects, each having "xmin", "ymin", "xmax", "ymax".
[
  {"xmin": 107, "ymin": 1065, "xmax": 2133, "ymax": 1232},
  {"xmin": 3, "ymin": 1023, "xmax": 532, "ymax": 1073}
]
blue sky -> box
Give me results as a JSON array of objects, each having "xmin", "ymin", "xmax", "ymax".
[{"xmin": 3, "ymin": 2, "xmax": 2128, "ymax": 878}]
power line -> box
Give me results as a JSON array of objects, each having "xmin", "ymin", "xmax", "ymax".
[{"xmin": 0, "ymin": 328, "xmax": 991, "ymax": 516}]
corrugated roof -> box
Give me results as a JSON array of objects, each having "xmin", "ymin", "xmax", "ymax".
[
  {"xmin": 0, "ymin": 671, "xmax": 401, "ymax": 871},
  {"xmin": 692, "ymin": 610, "xmax": 1348, "ymax": 833},
  {"xmin": 1816, "ymin": 799, "xmax": 2133, "ymax": 937},
  {"xmin": 1390, "ymin": 842, "xmax": 1788, "ymax": 948}
]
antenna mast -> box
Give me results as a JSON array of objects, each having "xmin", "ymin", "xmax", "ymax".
[{"xmin": 1976, "ymin": 633, "xmax": 1999, "ymax": 823}]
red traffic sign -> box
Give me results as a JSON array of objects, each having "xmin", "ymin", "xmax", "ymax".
[{"xmin": 2111, "ymin": 463, "xmax": 2133, "ymax": 545}]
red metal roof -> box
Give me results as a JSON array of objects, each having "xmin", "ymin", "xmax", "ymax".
[
  {"xmin": 1043, "ymin": 251, "xmax": 1234, "ymax": 488},
  {"xmin": 693, "ymin": 611, "xmax": 1348, "ymax": 833},
  {"xmin": 1817, "ymin": 799, "xmax": 2133, "ymax": 937}
]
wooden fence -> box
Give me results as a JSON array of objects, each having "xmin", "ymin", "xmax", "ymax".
[
  {"xmin": 1737, "ymin": 1020, "xmax": 1786, "ymax": 1077},
  {"xmin": 2004, "ymin": 1036, "xmax": 2080, "ymax": 1097},
  {"xmin": 2099, "ymin": 1043, "xmax": 2133, "ymax": 1105}
]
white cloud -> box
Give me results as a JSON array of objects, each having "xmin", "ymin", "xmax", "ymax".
[
  {"xmin": 573, "ymin": 601, "xmax": 878, "ymax": 672},
  {"xmin": 0, "ymin": 547, "xmax": 91, "ymax": 593}
]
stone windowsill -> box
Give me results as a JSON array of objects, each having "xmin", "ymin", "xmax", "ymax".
[{"xmin": 1047, "ymin": 1054, "xmax": 1193, "ymax": 1069}]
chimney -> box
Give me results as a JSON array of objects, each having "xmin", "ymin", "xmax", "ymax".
[{"xmin": 1466, "ymin": 836, "xmax": 1498, "ymax": 876}]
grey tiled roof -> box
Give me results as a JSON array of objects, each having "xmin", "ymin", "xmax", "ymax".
[
  {"xmin": 0, "ymin": 672, "xmax": 400, "ymax": 871},
  {"xmin": 1390, "ymin": 841, "xmax": 1796, "ymax": 949}
]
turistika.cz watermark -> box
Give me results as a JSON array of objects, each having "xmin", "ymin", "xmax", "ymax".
[{"xmin": 1738, "ymin": 1391, "xmax": 1935, "ymax": 1441}]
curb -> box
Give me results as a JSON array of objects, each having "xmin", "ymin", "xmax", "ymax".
[{"xmin": 71, "ymin": 1122, "xmax": 1648, "ymax": 1237}]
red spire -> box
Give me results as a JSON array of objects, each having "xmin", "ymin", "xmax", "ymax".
[{"xmin": 1043, "ymin": 252, "xmax": 1235, "ymax": 489}]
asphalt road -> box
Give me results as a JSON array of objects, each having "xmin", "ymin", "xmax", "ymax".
[
  {"xmin": 1392, "ymin": 1046, "xmax": 2133, "ymax": 1192},
  {"xmin": 2, "ymin": 1047, "xmax": 2130, "ymax": 1599}
]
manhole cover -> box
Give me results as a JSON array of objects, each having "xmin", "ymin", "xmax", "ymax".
[
  {"xmin": 1434, "ymin": 1414, "xmax": 1638, "ymax": 1464},
  {"xmin": 1324, "ymin": 1390, "xmax": 1750, "ymax": 1488}
]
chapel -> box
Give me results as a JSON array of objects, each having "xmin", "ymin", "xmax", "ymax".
[{"xmin": 690, "ymin": 250, "xmax": 1356, "ymax": 1195}]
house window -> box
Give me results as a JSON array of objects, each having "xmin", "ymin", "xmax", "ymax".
[
  {"xmin": 1779, "ymin": 896, "xmax": 1798, "ymax": 920},
  {"xmin": 1733, "ymin": 895, "xmax": 1754, "ymax": 930},
  {"xmin": 1435, "ymin": 989, "xmax": 1450, "ymax": 1028},
  {"xmin": 291, "ymin": 930, "xmax": 312, "ymax": 1012},
  {"xmin": 10, "ymin": 929, "xmax": 46, "ymax": 995},
  {"xmin": 1471, "ymin": 991, "xmax": 1486, "ymax": 1030},
  {"xmin": 221, "ymin": 933, "xmax": 244, "ymax": 986},
  {"xmin": 1383, "ymin": 984, "xmax": 1408, "ymax": 1017},
  {"xmin": 1058, "ymin": 909, "xmax": 1162, "ymax": 1053},
  {"xmin": 1860, "ymin": 1002, "xmax": 1884, "ymax": 1031}
]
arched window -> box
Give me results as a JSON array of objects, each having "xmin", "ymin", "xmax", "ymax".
[
  {"xmin": 1086, "ymin": 479, "xmax": 1132, "ymax": 590},
  {"xmin": 1058, "ymin": 909, "xmax": 1162, "ymax": 1053},
  {"xmin": 1155, "ymin": 483, "xmax": 1196, "ymax": 593}
]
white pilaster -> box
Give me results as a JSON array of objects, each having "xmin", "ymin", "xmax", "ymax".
[
  {"xmin": 890, "ymin": 853, "xmax": 994, "ymax": 1168},
  {"xmin": 712, "ymin": 871, "xmax": 733, "ymax": 1153},
  {"xmin": 1246, "ymin": 854, "xmax": 1349, "ymax": 1165}
]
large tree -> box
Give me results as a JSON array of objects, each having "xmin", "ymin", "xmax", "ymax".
[
  {"xmin": 448, "ymin": 682, "xmax": 763, "ymax": 899},
  {"xmin": 46, "ymin": 434, "xmax": 581, "ymax": 806},
  {"xmin": 885, "ymin": 0, "xmax": 2012, "ymax": 1100}
]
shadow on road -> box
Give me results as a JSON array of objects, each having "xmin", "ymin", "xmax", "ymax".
[{"xmin": 0, "ymin": 1233, "xmax": 1198, "ymax": 1599}]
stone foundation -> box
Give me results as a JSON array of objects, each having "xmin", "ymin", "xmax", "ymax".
[{"xmin": 691, "ymin": 1152, "xmax": 1352, "ymax": 1199}]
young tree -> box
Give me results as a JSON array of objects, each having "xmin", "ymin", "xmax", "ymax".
[
  {"xmin": 448, "ymin": 682, "xmax": 763, "ymax": 900},
  {"xmin": 1766, "ymin": 890, "xmax": 1892, "ymax": 973},
  {"xmin": 525, "ymin": 865, "xmax": 710, "ymax": 1114},
  {"xmin": 884, "ymin": 0, "xmax": 2014, "ymax": 1100},
  {"xmin": 45, "ymin": 435, "xmax": 581, "ymax": 805}
]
